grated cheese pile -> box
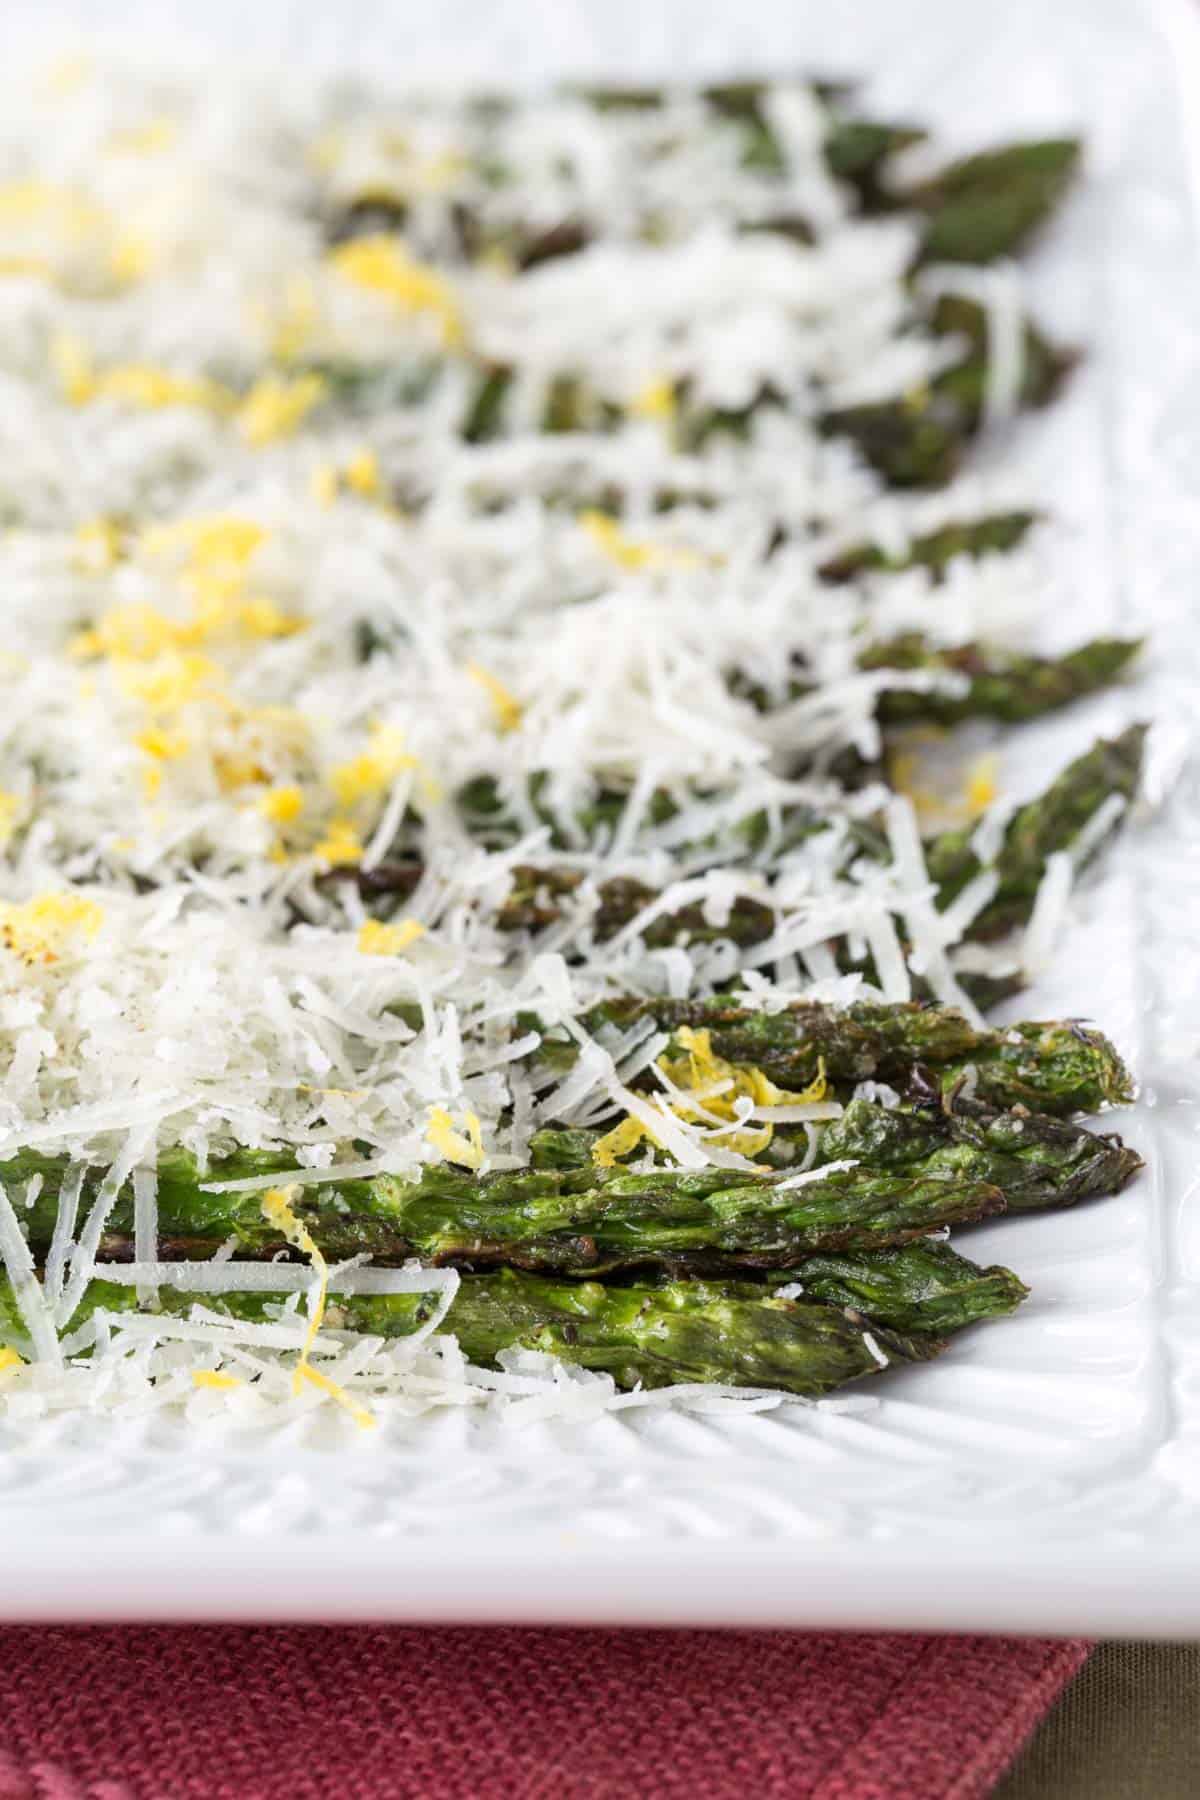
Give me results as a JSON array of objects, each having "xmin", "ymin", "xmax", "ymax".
[{"xmin": 0, "ymin": 57, "xmax": 1056, "ymax": 1428}]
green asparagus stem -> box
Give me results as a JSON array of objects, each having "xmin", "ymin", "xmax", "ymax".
[
  {"xmin": 8, "ymin": 1148, "xmax": 1006, "ymax": 1277},
  {"xmin": 329, "ymin": 729, "xmax": 1140, "ymax": 1009},
  {"xmin": 821, "ymin": 295, "xmax": 1076, "ymax": 487},
  {"xmin": 462, "ymin": 364, "xmax": 513, "ymax": 442},
  {"xmin": 772, "ymin": 1240, "xmax": 1027, "ymax": 1335},
  {"xmin": 535, "ymin": 998, "xmax": 1135, "ymax": 1115},
  {"xmin": 818, "ymin": 511, "xmax": 1039, "ymax": 583},
  {"xmin": 529, "ymin": 1087, "xmax": 1142, "ymax": 1212},
  {"xmin": 824, "ymin": 118, "xmax": 927, "ymax": 210},
  {"xmin": 909, "ymin": 139, "xmax": 1082, "ymax": 265},
  {"xmin": 814, "ymin": 1093, "xmax": 1142, "ymax": 1207},
  {"xmin": 15, "ymin": 1269, "xmax": 945, "ymax": 1399},
  {"xmin": 743, "ymin": 636, "xmax": 1139, "ymax": 728},
  {"xmin": 865, "ymin": 634, "xmax": 1141, "ymax": 727},
  {"xmin": 926, "ymin": 723, "xmax": 1146, "ymax": 939}
]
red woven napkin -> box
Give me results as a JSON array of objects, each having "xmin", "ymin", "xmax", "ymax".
[{"xmin": 0, "ymin": 1625, "xmax": 1086, "ymax": 1799}]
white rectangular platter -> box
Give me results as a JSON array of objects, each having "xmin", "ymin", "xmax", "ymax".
[{"xmin": 0, "ymin": 0, "xmax": 1198, "ymax": 1633}]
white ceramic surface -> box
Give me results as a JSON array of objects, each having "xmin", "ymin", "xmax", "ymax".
[{"xmin": 0, "ymin": 0, "xmax": 1198, "ymax": 1632}]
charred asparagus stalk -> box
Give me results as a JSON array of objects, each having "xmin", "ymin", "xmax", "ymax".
[
  {"xmin": 823, "ymin": 117, "xmax": 928, "ymax": 210},
  {"xmin": 533, "ymin": 999, "xmax": 1135, "ymax": 1116},
  {"xmin": 16, "ymin": 1268, "xmax": 946, "ymax": 1399},
  {"xmin": 908, "ymin": 139, "xmax": 1082, "ymax": 265},
  {"xmin": 450, "ymin": 718, "xmax": 1140, "ymax": 874},
  {"xmin": 331, "ymin": 728, "xmax": 1142, "ymax": 988},
  {"xmin": 7, "ymin": 1005, "xmax": 1120, "ymax": 1278},
  {"xmin": 319, "ymin": 729, "xmax": 1141, "ymax": 1022},
  {"xmin": 865, "ymin": 634, "xmax": 1140, "ymax": 727},
  {"xmin": 821, "ymin": 294, "xmax": 1076, "ymax": 486},
  {"xmin": 927, "ymin": 723, "xmax": 1146, "ymax": 939},
  {"xmin": 530, "ymin": 1092, "xmax": 1142, "ymax": 1212},
  {"xmin": 770, "ymin": 1240, "xmax": 1027, "ymax": 1335},
  {"xmin": 8, "ymin": 1149, "xmax": 1007, "ymax": 1276},
  {"xmin": 818, "ymin": 511, "xmax": 1039, "ymax": 583},
  {"xmin": 743, "ymin": 636, "xmax": 1139, "ymax": 728}
]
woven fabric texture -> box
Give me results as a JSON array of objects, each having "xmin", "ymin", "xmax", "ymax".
[
  {"xmin": 1000, "ymin": 1641, "xmax": 1200, "ymax": 1800},
  {"xmin": 0, "ymin": 1625, "xmax": 1088, "ymax": 1800}
]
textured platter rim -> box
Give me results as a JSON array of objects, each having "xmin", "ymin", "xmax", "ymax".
[
  {"xmin": 5, "ymin": 1538, "xmax": 1200, "ymax": 1636},
  {"xmin": 0, "ymin": 0, "xmax": 1197, "ymax": 1630}
]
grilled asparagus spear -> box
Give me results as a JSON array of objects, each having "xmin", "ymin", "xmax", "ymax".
[
  {"xmin": 7, "ymin": 1151, "xmax": 1007, "ymax": 1276},
  {"xmin": 909, "ymin": 139, "xmax": 1082, "ymax": 265},
  {"xmin": 3, "ymin": 1016, "xmax": 1135, "ymax": 1279},
  {"xmin": 736, "ymin": 636, "xmax": 1138, "ymax": 730},
  {"xmin": 771, "ymin": 1240, "xmax": 1028, "ymax": 1335},
  {"xmin": 326, "ymin": 728, "xmax": 1141, "ymax": 1013},
  {"xmin": 818, "ymin": 511, "xmax": 1039, "ymax": 583},
  {"xmin": 821, "ymin": 294, "xmax": 1076, "ymax": 486},
  {"xmin": 11, "ymin": 1268, "xmax": 945, "ymax": 1399},
  {"xmin": 865, "ymin": 635, "xmax": 1140, "ymax": 727},
  {"xmin": 928, "ymin": 723, "xmax": 1145, "ymax": 939},
  {"xmin": 532, "ymin": 999, "xmax": 1134, "ymax": 1116},
  {"xmin": 529, "ymin": 1092, "xmax": 1142, "ymax": 1211},
  {"xmin": 12, "ymin": 1237, "xmax": 1022, "ymax": 1397}
]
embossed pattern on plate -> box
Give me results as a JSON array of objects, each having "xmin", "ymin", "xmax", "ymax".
[{"xmin": 0, "ymin": 0, "xmax": 1197, "ymax": 1631}]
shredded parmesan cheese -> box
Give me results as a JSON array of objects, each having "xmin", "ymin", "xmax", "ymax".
[{"xmin": 0, "ymin": 60, "xmax": 1095, "ymax": 1428}]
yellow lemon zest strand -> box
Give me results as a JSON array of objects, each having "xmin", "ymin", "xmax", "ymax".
[
  {"xmin": 236, "ymin": 373, "xmax": 327, "ymax": 446},
  {"xmin": 296, "ymin": 1361, "xmax": 377, "ymax": 1429},
  {"xmin": 72, "ymin": 520, "xmax": 301, "ymax": 689},
  {"xmin": 466, "ymin": 663, "xmax": 522, "ymax": 733},
  {"xmin": 313, "ymin": 817, "xmax": 363, "ymax": 865},
  {"xmin": 965, "ymin": 753, "xmax": 1000, "ymax": 816},
  {"xmin": 99, "ymin": 366, "xmax": 224, "ymax": 411},
  {"xmin": 344, "ymin": 447, "xmax": 382, "ymax": 497},
  {"xmin": 590, "ymin": 1115, "xmax": 650, "ymax": 1168},
  {"xmin": 50, "ymin": 331, "xmax": 97, "ymax": 404},
  {"xmin": 142, "ymin": 513, "xmax": 266, "ymax": 571},
  {"xmin": 310, "ymin": 464, "xmax": 338, "ymax": 508},
  {"xmin": 51, "ymin": 330, "xmax": 233, "ymax": 410},
  {"xmin": 260, "ymin": 1186, "xmax": 375, "ymax": 1428},
  {"xmin": 630, "ymin": 376, "xmax": 677, "ymax": 422},
  {"xmin": 192, "ymin": 1369, "xmax": 241, "ymax": 1392},
  {"xmin": 267, "ymin": 274, "xmax": 319, "ymax": 361},
  {"xmin": 258, "ymin": 785, "xmax": 305, "ymax": 825},
  {"xmin": 0, "ymin": 792, "xmax": 22, "ymax": 846},
  {"xmin": 357, "ymin": 918, "xmax": 425, "ymax": 957},
  {"xmin": 71, "ymin": 603, "xmax": 189, "ymax": 662},
  {"xmin": 0, "ymin": 1345, "xmax": 25, "ymax": 1377},
  {"xmin": 119, "ymin": 649, "xmax": 225, "ymax": 712},
  {"xmin": 51, "ymin": 338, "xmax": 325, "ymax": 434},
  {"xmin": 260, "ymin": 1186, "xmax": 326, "ymax": 1381},
  {"xmin": 330, "ymin": 722, "xmax": 414, "ymax": 807},
  {"xmin": 426, "ymin": 1106, "xmax": 484, "ymax": 1171},
  {"xmin": 73, "ymin": 517, "xmax": 122, "ymax": 574},
  {"xmin": 0, "ymin": 893, "xmax": 103, "ymax": 966},
  {"xmin": 108, "ymin": 231, "xmax": 154, "ymax": 285},
  {"xmin": 592, "ymin": 1032, "xmax": 826, "ymax": 1166},
  {"xmin": 135, "ymin": 726, "xmax": 190, "ymax": 762},
  {"xmin": 578, "ymin": 509, "xmax": 702, "ymax": 573},
  {"xmin": 328, "ymin": 236, "xmax": 465, "ymax": 349},
  {"xmin": 0, "ymin": 185, "xmax": 123, "ymax": 290},
  {"xmin": 578, "ymin": 509, "xmax": 654, "ymax": 571},
  {"xmin": 309, "ymin": 448, "xmax": 384, "ymax": 508}
]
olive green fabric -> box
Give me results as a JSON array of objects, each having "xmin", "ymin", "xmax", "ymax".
[{"xmin": 999, "ymin": 1642, "xmax": 1200, "ymax": 1798}]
